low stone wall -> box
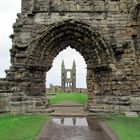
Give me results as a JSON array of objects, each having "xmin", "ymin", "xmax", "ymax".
[
  {"xmin": 129, "ymin": 96, "xmax": 140, "ymax": 112},
  {"xmin": 0, "ymin": 78, "xmax": 10, "ymax": 92},
  {"xmin": 10, "ymin": 101, "xmax": 36, "ymax": 114},
  {"xmin": 10, "ymin": 96, "xmax": 49, "ymax": 114},
  {"xmin": 0, "ymin": 78, "xmax": 12, "ymax": 113},
  {"xmin": 0, "ymin": 93, "xmax": 12, "ymax": 113},
  {"xmin": 93, "ymin": 95, "xmax": 140, "ymax": 113}
]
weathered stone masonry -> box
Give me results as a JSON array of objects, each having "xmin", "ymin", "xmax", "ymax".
[{"xmin": 0, "ymin": 0, "xmax": 140, "ymax": 114}]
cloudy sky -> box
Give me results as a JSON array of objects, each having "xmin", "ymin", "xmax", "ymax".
[
  {"xmin": 0, "ymin": 1, "xmax": 87, "ymax": 88},
  {"xmin": 47, "ymin": 47, "xmax": 87, "ymax": 88},
  {"xmin": 0, "ymin": 1, "xmax": 21, "ymax": 77}
]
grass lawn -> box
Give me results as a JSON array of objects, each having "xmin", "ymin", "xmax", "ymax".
[
  {"xmin": 106, "ymin": 115, "xmax": 140, "ymax": 140},
  {"xmin": 48, "ymin": 92, "xmax": 87, "ymax": 105},
  {"xmin": 0, "ymin": 114, "xmax": 48, "ymax": 140}
]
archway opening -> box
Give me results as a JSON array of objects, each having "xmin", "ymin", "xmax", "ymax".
[
  {"xmin": 46, "ymin": 46, "xmax": 87, "ymax": 91},
  {"xmin": 46, "ymin": 46, "xmax": 87, "ymax": 105}
]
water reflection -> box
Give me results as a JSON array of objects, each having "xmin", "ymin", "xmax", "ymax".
[
  {"xmin": 37, "ymin": 117, "xmax": 112, "ymax": 140},
  {"xmin": 52, "ymin": 117, "xmax": 88, "ymax": 126}
]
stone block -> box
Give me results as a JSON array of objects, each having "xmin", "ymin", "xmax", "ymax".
[{"xmin": 125, "ymin": 112, "xmax": 138, "ymax": 117}]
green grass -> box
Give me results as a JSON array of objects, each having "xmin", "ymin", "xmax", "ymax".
[
  {"xmin": 0, "ymin": 114, "xmax": 48, "ymax": 140},
  {"xmin": 48, "ymin": 92, "xmax": 87, "ymax": 105},
  {"xmin": 106, "ymin": 115, "xmax": 140, "ymax": 140}
]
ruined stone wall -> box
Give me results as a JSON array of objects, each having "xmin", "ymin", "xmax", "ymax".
[
  {"xmin": 47, "ymin": 84, "xmax": 61, "ymax": 93},
  {"xmin": 0, "ymin": 78, "xmax": 12, "ymax": 113},
  {"xmin": 2, "ymin": 0, "xmax": 140, "ymax": 113}
]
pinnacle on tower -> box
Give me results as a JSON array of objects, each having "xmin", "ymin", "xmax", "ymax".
[
  {"xmin": 72, "ymin": 60, "xmax": 76, "ymax": 69},
  {"xmin": 61, "ymin": 60, "xmax": 65, "ymax": 69}
]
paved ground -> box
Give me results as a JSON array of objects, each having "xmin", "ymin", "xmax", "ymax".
[
  {"xmin": 36, "ymin": 117, "xmax": 113, "ymax": 140},
  {"xmin": 36, "ymin": 102, "xmax": 119, "ymax": 140},
  {"xmin": 50, "ymin": 101, "xmax": 87, "ymax": 116}
]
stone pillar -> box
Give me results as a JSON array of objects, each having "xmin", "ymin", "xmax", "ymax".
[
  {"xmin": 7, "ymin": 68, "xmax": 30, "ymax": 114},
  {"xmin": 86, "ymin": 63, "xmax": 95, "ymax": 110},
  {"xmin": 72, "ymin": 60, "xmax": 76, "ymax": 92},
  {"xmin": 61, "ymin": 60, "xmax": 65, "ymax": 92},
  {"xmin": 8, "ymin": 66, "xmax": 48, "ymax": 114},
  {"xmin": 29, "ymin": 70, "xmax": 46, "ymax": 96}
]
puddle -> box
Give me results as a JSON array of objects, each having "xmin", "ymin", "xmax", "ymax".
[
  {"xmin": 37, "ymin": 117, "xmax": 112, "ymax": 140},
  {"xmin": 52, "ymin": 117, "xmax": 88, "ymax": 126}
]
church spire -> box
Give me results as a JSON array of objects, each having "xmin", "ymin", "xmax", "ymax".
[
  {"xmin": 61, "ymin": 60, "xmax": 65, "ymax": 69},
  {"xmin": 72, "ymin": 60, "xmax": 76, "ymax": 69}
]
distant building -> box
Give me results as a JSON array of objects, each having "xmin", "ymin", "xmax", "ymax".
[
  {"xmin": 61, "ymin": 60, "xmax": 76, "ymax": 92},
  {"xmin": 47, "ymin": 60, "xmax": 87, "ymax": 93},
  {"xmin": 46, "ymin": 84, "xmax": 61, "ymax": 93}
]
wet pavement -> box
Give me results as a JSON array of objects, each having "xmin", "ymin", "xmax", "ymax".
[{"xmin": 36, "ymin": 117, "xmax": 112, "ymax": 140}]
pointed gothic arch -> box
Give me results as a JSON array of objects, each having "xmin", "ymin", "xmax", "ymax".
[
  {"xmin": 26, "ymin": 19, "xmax": 113, "ymax": 71},
  {"xmin": 16, "ymin": 19, "xmax": 113, "ymax": 110}
]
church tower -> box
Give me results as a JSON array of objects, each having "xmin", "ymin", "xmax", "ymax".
[
  {"xmin": 72, "ymin": 60, "xmax": 76, "ymax": 91},
  {"xmin": 61, "ymin": 60, "xmax": 76, "ymax": 92},
  {"xmin": 61, "ymin": 60, "xmax": 65, "ymax": 92}
]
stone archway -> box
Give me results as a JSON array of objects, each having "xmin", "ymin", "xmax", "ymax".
[
  {"xmin": 9, "ymin": 19, "xmax": 113, "ymax": 114},
  {"xmin": 1, "ymin": 0, "xmax": 140, "ymax": 114},
  {"xmin": 27, "ymin": 19, "xmax": 113, "ymax": 108}
]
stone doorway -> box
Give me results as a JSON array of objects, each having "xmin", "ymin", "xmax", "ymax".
[
  {"xmin": 1, "ymin": 1, "xmax": 140, "ymax": 114},
  {"xmin": 8, "ymin": 20, "xmax": 113, "ymax": 114}
]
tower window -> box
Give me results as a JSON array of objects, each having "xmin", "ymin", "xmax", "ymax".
[{"xmin": 67, "ymin": 71, "xmax": 71, "ymax": 78}]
